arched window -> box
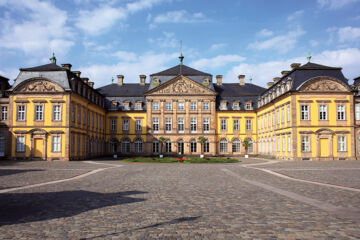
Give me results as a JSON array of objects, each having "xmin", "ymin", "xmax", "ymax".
[
  {"xmin": 190, "ymin": 139, "xmax": 197, "ymax": 153},
  {"xmin": 134, "ymin": 138, "xmax": 143, "ymax": 153},
  {"xmin": 246, "ymin": 138, "xmax": 253, "ymax": 153},
  {"xmin": 109, "ymin": 138, "xmax": 118, "ymax": 153},
  {"xmin": 165, "ymin": 139, "xmax": 172, "ymax": 153},
  {"xmin": 121, "ymin": 138, "xmax": 130, "ymax": 153},
  {"xmin": 220, "ymin": 138, "xmax": 228, "ymax": 153},
  {"xmin": 153, "ymin": 140, "xmax": 159, "ymax": 153},
  {"xmin": 232, "ymin": 138, "xmax": 241, "ymax": 153},
  {"xmin": 203, "ymin": 139, "xmax": 210, "ymax": 153}
]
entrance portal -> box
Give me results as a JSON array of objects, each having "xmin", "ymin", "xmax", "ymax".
[{"xmin": 34, "ymin": 138, "xmax": 43, "ymax": 158}]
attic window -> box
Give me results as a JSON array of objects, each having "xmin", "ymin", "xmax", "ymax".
[
  {"xmin": 123, "ymin": 101, "xmax": 130, "ymax": 110},
  {"xmin": 152, "ymin": 78, "xmax": 160, "ymax": 86},
  {"xmin": 220, "ymin": 101, "xmax": 227, "ymax": 110},
  {"xmin": 233, "ymin": 101, "xmax": 240, "ymax": 110},
  {"xmin": 202, "ymin": 78, "xmax": 210, "ymax": 86},
  {"xmin": 245, "ymin": 101, "xmax": 252, "ymax": 110},
  {"xmin": 135, "ymin": 102, "xmax": 142, "ymax": 110},
  {"xmin": 111, "ymin": 100, "xmax": 118, "ymax": 110}
]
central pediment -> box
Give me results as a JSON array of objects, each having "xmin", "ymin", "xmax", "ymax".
[{"xmin": 145, "ymin": 75, "xmax": 216, "ymax": 96}]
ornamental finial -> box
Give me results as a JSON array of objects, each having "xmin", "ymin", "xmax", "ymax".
[
  {"xmin": 307, "ymin": 52, "xmax": 311, "ymax": 62},
  {"xmin": 49, "ymin": 52, "xmax": 56, "ymax": 64}
]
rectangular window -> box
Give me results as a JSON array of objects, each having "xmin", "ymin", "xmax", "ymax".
[
  {"xmin": 165, "ymin": 141, "xmax": 171, "ymax": 153},
  {"xmin": 77, "ymin": 135, "xmax": 80, "ymax": 154},
  {"xmin": 337, "ymin": 136, "xmax": 346, "ymax": 152},
  {"xmin": 220, "ymin": 119, "xmax": 227, "ymax": 131},
  {"xmin": 71, "ymin": 135, "xmax": 75, "ymax": 153},
  {"xmin": 203, "ymin": 118, "xmax": 210, "ymax": 133},
  {"xmin": 190, "ymin": 118, "xmax": 197, "ymax": 133},
  {"xmin": 77, "ymin": 107, "xmax": 81, "ymax": 124},
  {"xmin": 277, "ymin": 110, "xmax": 280, "ymax": 124},
  {"xmin": 53, "ymin": 105, "xmax": 61, "ymax": 121},
  {"xmin": 135, "ymin": 120, "xmax": 142, "ymax": 131},
  {"xmin": 277, "ymin": 136, "xmax": 280, "ymax": 152},
  {"xmin": 190, "ymin": 102, "xmax": 197, "ymax": 110},
  {"xmin": 268, "ymin": 114, "xmax": 271, "ymax": 128},
  {"xmin": 177, "ymin": 118, "xmax": 184, "ymax": 133},
  {"xmin": 264, "ymin": 116, "xmax": 267, "ymax": 129},
  {"xmin": 282, "ymin": 136, "xmax": 285, "ymax": 152},
  {"xmin": 165, "ymin": 102, "xmax": 172, "ymax": 111},
  {"xmin": 153, "ymin": 141, "xmax": 159, "ymax": 153},
  {"xmin": 35, "ymin": 105, "xmax": 43, "ymax": 121},
  {"xmin": 301, "ymin": 136, "xmax": 310, "ymax": 152},
  {"xmin": 245, "ymin": 103, "xmax": 251, "ymax": 110},
  {"xmin": 281, "ymin": 108, "xmax": 284, "ymax": 124},
  {"xmin": 52, "ymin": 136, "xmax": 61, "ymax": 152},
  {"xmin": 165, "ymin": 118, "xmax": 172, "ymax": 133},
  {"xmin": 202, "ymin": 102, "xmax": 209, "ymax": 110},
  {"xmin": 153, "ymin": 118, "xmax": 159, "ymax": 133},
  {"xmin": 287, "ymin": 105, "xmax": 290, "ymax": 122},
  {"xmin": 301, "ymin": 105, "xmax": 309, "ymax": 120},
  {"xmin": 190, "ymin": 141, "xmax": 197, "ymax": 153},
  {"xmin": 122, "ymin": 119, "xmax": 129, "ymax": 131},
  {"xmin": 233, "ymin": 119, "xmax": 239, "ymax": 131},
  {"xmin": 16, "ymin": 136, "xmax": 25, "ymax": 152},
  {"xmin": 233, "ymin": 102, "xmax": 239, "ymax": 110},
  {"xmin": 337, "ymin": 105, "xmax": 345, "ymax": 120},
  {"xmin": 319, "ymin": 105, "xmax": 327, "ymax": 120},
  {"xmin": 71, "ymin": 106, "xmax": 75, "ymax": 122},
  {"xmin": 152, "ymin": 102, "xmax": 159, "ymax": 110},
  {"xmin": 288, "ymin": 135, "xmax": 291, "ymax": 152},
  {"xmin": 1, "ymin": 106, "xmax": 7, "ymax": 120},
  {"xmin": 178, "ymin": 102, "xmax": 185, "ymax": 111},
  {"xmin": 17, "ymin": 105, "xmax": 26, "ymax": 121},
  {"xmin": 203, "ymin": 140, "xmax": 210, "ymax": 153},
  {"xmin": 123, "ymin": 103, "xmax": 130, "ymax": 111},
  {"xmin": 356, "ymin": 104, "xmax": 360, "ymax": 120},
  {"xmin": 135, "ymin": 102, "xmax": 142, "ymax": 110},
  {"xmin": 82, "ymin": 135, "xmax": 85, "ymax": 153},
  {"xmin": 110, "ymin": 119, "xmax": 116, "ymax": 131},
  {"xmin": 272, "ymin": 112, "xmax": 275, "ymax": 126},
  {"xmin": 220, "ymin": 102, "xmax": 227, "ymax": 110},
  {"xmin": 246, "ymin": 119, "xmax": 252, "ymax": 130}
]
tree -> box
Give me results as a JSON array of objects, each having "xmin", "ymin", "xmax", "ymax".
[
  {"xmin": 159, "ymin": 136, "xmax": 166, "ymax": 154},
  {"xmin": 197, "ymin": 136, "xmax": 206, "ymax": 155},
  {"xmin": 243, "ymin": 139, "xmax": 251, "ymax": 154}
]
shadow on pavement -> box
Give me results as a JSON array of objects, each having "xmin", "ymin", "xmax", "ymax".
[
  {"xmin": 0, "ymin": 169, "xmax": 44, "ymax": 177},
  {"xmin": 0, "ymin": 190, "xmax": 147, "ymax": 226}
]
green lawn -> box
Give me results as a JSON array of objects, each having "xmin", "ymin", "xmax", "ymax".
[{"xmin": 120, "ymin": 157, "xmax": 240, "ymax": 163}]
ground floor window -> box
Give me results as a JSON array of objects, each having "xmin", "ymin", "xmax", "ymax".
[
  {"xmin": 110, "ymin": 141, "xmax": 117, "ymax": 153},
  {"xmin": 165, "ymin": 140, "xmax": 172, "ymax": 153},
  {"xmin": 337, "ymin": 136, "xmax": 346, "ymax": 152},
  {"xmin": 153, "ymin": 140, "xmax": 159, "ymax": 153},
  {"xmin": 190, "ymin": 139, "xmax": 197, "ymax": 153},
  {"xmin": 16, "ymin": 136, "xmax": 25, "ymax": 152},
  {"xmin": 232, "ymin": 139, "xmax": 241, "ymax": 153},
  {"xmin": 220, "ymin": 138, "xmax": 228, "ymax": 153},
  {"xmin": 121, "ymin": 139, "xmax": 130, "ymax": 153},
  {"xmin": 247, "ymin": 139, "xmax": 253, "ymax": 153},
  {"xmin": 203, "ymin": 139, "xmax": 209, "ymax": 153},
  {"xmin": 134, "ymin": 138, "xmax": 143, "ymax": 153},
  {"xmin": 301, "ymin": 136, "xmax": 310, "ymax": 152},
  {"xmin": 0, "ymin": 135, "xmax": 4, "ymax": 156},
  {"xmin": 52, "ymin": 136, "xmax": 61, "ymax": 152}
]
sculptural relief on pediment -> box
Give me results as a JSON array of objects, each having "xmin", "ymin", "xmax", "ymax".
[
  {"xmin": 300, "ymin": 79, "xmax": 348, "ymax": 92},
  {"xmin": 15, "ymin": 79, "xmax": 63, "ymax": 93}
]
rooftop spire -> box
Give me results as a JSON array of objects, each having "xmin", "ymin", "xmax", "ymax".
[
  {"xmin": 49, "ymin": 52, "xmax": 56, "ymax": 64},
  {"xmin": 307, "ymin": 52, "xmax": 312, "ymax": 62},
  {"xmin": 179, "ymin": 40, "xmax": 184, "ymax": 75}
]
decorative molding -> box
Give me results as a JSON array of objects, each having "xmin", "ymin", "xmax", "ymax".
[
  {"xmin": 49, "ymin": 130, "xmax": 65, "ymax": 134},
  {"xmin": 14, "ymin": 130, "xmax": 27, "ymax": 134},
  {"xmin": 334, "ymin": 100, "xmax": 349, "ymax": 103},
  {"xmin": 300, "ymin": 79, "xmax": 348, "ymax": 92},
  {"xmin": 14, "ymin": 99, "xmax": 29, "ymax": 103},
  {"xmin": 50, "ymin": 99, "xmax": 65, "ymax": 103},
  {"xmin": 316, "ymin": 100, "xmax": 331, "ymax": 103},
  {"xmin": 299, "ymin": 131, "xmax": 313, "ymax": 134},
  {"xmin": 32, "ymin": 99, "xmax": 47, "ymax": 103},
  {"xmin": 298, "ymin": 100, "xmax": 313, "ymax": 103},
  {"xmin": 16, "ymin": 80, "xmax": 63, "ymax": 93}
]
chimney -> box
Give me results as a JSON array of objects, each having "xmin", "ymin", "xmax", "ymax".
[
  {"xmin": 290, "ymin": 63, "xmax": 301, "ymax": 70},
  {"xmin": 81, "ymin": 77, "xmax": 89, "ymax": 84},
  {"xmin": 88, "ymin": 82, "xmax": 94, "ymax": 88},
  {"xmin": 216, "ymin": 75, "xmax": 223, "ymax": 85},
  {"xmin": 267, "ymin": 82, "xmax": 274, "ymax": 88},
  {"xmin": 273, "ymin": 77, "xmax": 281, "ymax": 83},
  {"xmin": 117, "ymin": 75, "xmax": 124, "ymax": 85},
  {"xmin": 281, "ymin": 70, "xmax": 291, "ymax": 77},
  {"xmin": 72, "ymin": 71, "xmax": 81, "ymax": 78},
  {"xmin": 139, "ymin": 75, "xmax": 146, "ymax": 86},
  {"xmin": 61, "ymin": 63, "xmax": 72, "ymax": 71},
  {"xmin": 238, "ymin": 75, "xmax": 245, "ymax": 86}
]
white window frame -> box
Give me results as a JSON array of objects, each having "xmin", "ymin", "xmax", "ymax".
[
  {"xmin": 288, "ymin": 135, "xmax": 291, "ymax": 152},
  {"xmin": 153, "ymin": 140, "xmax": 159, "ymax": 153},
  {"xmin": 203, "ymin": 118, "xmax": 210, "ymax": 133},
  {"xmin": 1, "ymin": 106, "xmax": 7, "ymax": 120},
  {"xmin": 165, "ymin": 102, "xmax": 172, "ymax": 111},
  {"xmin": 165, "ymin": 118, "xmax": 172, "ymax": 133},
  {"xmin": 177, "ymin": 118, "xmax": 184, "ymax": 133},
  {"xmin": 190, "ymin": 102, "xmax": 197, "ymax": 111},
  {"xmin": 301, "ymin": 136, "xmax": 310, "ymax": 152},
  {"xmin": 356, "ymin": 104, "xmax": 360, "ymax": 121},
  {"xmin": 319, "ymin": 105, "xmax": 327, "ymax": 120},
  {"xmin": 16, "ymin": 136, "xmax": 25, "ymax": 152},
  {"xmin": 190, "ymin": 139, "xmax": 197, "ymax": 153},
  {"xmin": 134, "ymin": 139, "xmax": 143, "ymax": 153},
  {"xmin": 220, "ymin": 119, "xmax": 227, "ymax": 131},
  {"xmin": 135, "ymin": 120, "xmax": 142, "ymax": 131},
  {"xmin": 220, "ymin": 139, "xmax": 228, "ymax": 153},
  {"xmin": 281, "ymin": 108, "xmax": 284, "ymax": 124},
  {"xmin": 152, "ymin": 102, "xmax": 159, "ymax": 111},
  {"xmin": 202, "ymin": 102, "xmax": 210, "ymax": 111},
  {"xmin": 190, "ymin": 117, "xmax": 197, "ymax": 133},
  {"xmin": 122, "ymin": 119, "xmax": 129, "ymax": 131},
  {"xmin": 233, "ymin": 119, "xmax": 239, "ymax": 131},
  {"xmin": 165, "ymin": 140, "xmax": 172, "ymax": 153},
  {"xmin": 300, "ymin": 105, "xmax": 309, "ymax": 120},
  {"xmin": 35, "ymin": 105, "xmax": 44, "ymax": 121},
  {"xmin": 246, "ymin": 119, "xmax": 252, "ymax": 130},
  {"xmin": 110, "ymin": 119, "xmax": 117, "ymax": 131},
  {"xmin": 52, "ymin": 136, "xmax": 61, "ymax": 152},
  {"xmin": 287, "ymin": 105, "xmax": 290, "ymax": 122},
  {"xmin": 17, "ymin": 105, "xmax": 26, "ymax": 121},
  {"xmin": 282, "ymin": 136, "xmax": 285, "ymax": 152},
  {"xmin": 53, "ymin": 105, "xmax": 62, "ymax": 121},
  {"xmin": 337, "ymin": 136, "xmax": 346, "ymax": 152},
  {"xmin": 337, "ymin": 105, "xmax": 345, "ymax": 120},
  {"xmin": 177, "ymin": 102, "xmax": 185, "ymax": 111},
  {"xmin": 152, "ymin": 118, "xmax": 159, "ymax": 133}
]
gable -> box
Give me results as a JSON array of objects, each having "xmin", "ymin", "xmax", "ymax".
[
  {"xmin": 298, "ymin": 77, "xmax": 350, "ymax": 92},
  {"xmin": 145, "ymin": 75, "xmax": 216, "ymax": 96},
  {"xmin": 13, "ymin": 78, "xmax": 64, "ymax": 93}
]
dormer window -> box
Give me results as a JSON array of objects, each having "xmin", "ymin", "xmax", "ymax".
[
  {"xmin": 123, "ymin": 101, "xmax": 130, "ymax": 110},
  {"xmin": 233, "ymin": 101, "xmax": 240, "ymax": 110},
  {"xmin": 111, "ymin": 100, "xmax": 118, "ymax": 110},
  {"xmin": 245, "ymin": 101, "xmax": 252, "ymax": 110},
  {"xmin": 220, "ymin": 101, "xmax": 227, "ymax": 110},
  {"xmin": 135, "ymin": 102, "xmax": 142, "ymax": 110}
]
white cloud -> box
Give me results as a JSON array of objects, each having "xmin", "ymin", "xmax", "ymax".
[
  {"xmin": 0, "ymin": 0, "xmax": 74, "ymax": 59},
  {"xmin": 210, "ymin": 43, "xmax": 227, "ymax": 51},
  {"xmin": 83, "ymin": 40, "xmax": 114, "ymax": 52},
  {"xmin": 126, "ymin": 0, "xmax": 165, "ymax": 13},
  {"xmin": 248, "ymin": 26, "xmax": 305, "ymax": 53},
  {"xmin": 224, "ymin": 48, "xmax": 360, "ymax": 86},
  {"xmin": 317, "ymin": 0, "xmax": 359, "ymax": 9},
  {"xmin": 256, "ymin": 29, "xmax": 273, "ymax": 38},
  {"xmin": 190, "ymin": 55, "xmax": 246, "ymax": 69},
  {"xmin": 310, "ymin": 40, "xmax": 319, "ymax": 47},
  {"xmin": 337, "ymin": 26, "xmax": 360, "ymax": 42},
  {"xmin": 112, "ymin": 51, "xmax": 138, "ymax": 61},
  {"xmin": 148, "ymin": 32, "xmax": 178, "ymax": 48},
  {"xmin": 287, "ymin": 10, "xmax": 304, "ymax": 21},
  {"xmin": 79, "ymin": 51, "xmax": 179, "ymax": 86},
  {"xmin": 150, "ymin": 10, "xmax": 209, "ymax": 27}
]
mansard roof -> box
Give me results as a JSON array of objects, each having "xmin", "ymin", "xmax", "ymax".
[
  {"xmin": 214, "ymin": 83, "xmax": 265, "ymax": 97},
  {"xmin": 97, "ymin": 83, "xmax": 150, "ymax": 97},
  {"xmin": 20, "ymin": 63, "xmax": 65, "ymax": 72},
  {"xmin": 150, "ymin": 64, "xmax": 212, "ymax": 76}
]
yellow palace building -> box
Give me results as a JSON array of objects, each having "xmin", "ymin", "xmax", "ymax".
[{"xmin": 0, "ymin": 54, "xmax": 358, "ymax": 161}]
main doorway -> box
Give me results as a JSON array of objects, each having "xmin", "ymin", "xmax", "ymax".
[
  {"xmin": 178, "ymin": 140, "xmax": 184, "ymax": 155},
  {"xmin": 34, "ymin": 138, "xmax": 43, "ymax": 158}
]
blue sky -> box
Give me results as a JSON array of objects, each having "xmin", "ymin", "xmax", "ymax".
[{"xmin": 0, "ymin": 0, "xmax": 360, "ymax": 88}]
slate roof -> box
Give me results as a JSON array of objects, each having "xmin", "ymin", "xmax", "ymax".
[
  {"xmin": 97, "ymin": 83, "xmax": 150, "ymax": 97},
  {"xmin": 214, "ymin": 83, "xmax": 265, "ymax": 97},
  {"xmin": 354, "ymin": 76, "xmax": 360, "ymax": 85},
  {"xmin": 150, "ymin": 64, "xmax": 212, "ymax": 76},
  {"xmin": 20, "ymin": 63, "xmax": 65, "ymax": 71}
]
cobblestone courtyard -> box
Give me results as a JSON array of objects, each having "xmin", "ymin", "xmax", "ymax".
[{"xmin": 0, "ymin": 158, "xmax": 359, "ymax": 239}]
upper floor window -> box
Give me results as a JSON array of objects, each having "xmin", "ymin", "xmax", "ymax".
[
  {"xmin": 152, "ymin": 102, "xmax": 159, "ymax": 111},
  {"xmin": 202, "ymin": 102, "xmax": 210, "ymax": 111},
  {"xmin": 276, "ymin": 110, "xmax": 280, "ymax": 124},
  {"xmin": 165, "ymin": 102, "xmax": 172, "ymax": 111},
  {"xmin": 178, "ymin": 118, "xmax": 184, "ymax": 133},
  {"xmin": 245, "ymin": 102, "xmax": 252, "ymax": 110},
  {"xmin": 53, "ymin": 105, "xmax": 62, "ymax": 121},
  {"xmin": 122, "ymin": 119, "xmax": 129, "ymax": 131},
  {"xmin": 337, "ymin": 105, "xmax": 345, "ymax": 120},
  {"xmin": 77, "ymin": 107, "xmax": 81, "ymax": 124},
  {"xmin": 287, "ymin": 105, "xmax": 290, "ymax": 122},
  {"xmin": 135, "ymin": 120, "xmax": 142, "ymax": 131},
  {"xmin": 165, "ymin": 118, "xmax": 172, "ymax": 133},
  {"xmin": 246, "ymin": 119, "xmax": 252, "ymax": 130},
  {"xmin": 152, "ymin": 118, "xmax": 159, "ymax": 133},
  {"xmin": 281, "ymin": 108, "xmax": 285, "ymax": 124},
  {"xmin": 110, "ymin": 119, "xmax": 117, "ymax": 131},
  {"xmin": 178, "ymin": 102, "xmax": 185, "ymax": 111},
  {"xmin": 233, "ymin": 119, "xmax": 239, "ymax": 131},
  {"xmin": 300, "ymin": 105, "xmax": 309, "ymax": 120},
  {"xmin": 190, "ymin": 102, "xmax": 197, "ymax": 110},
  {"xmin": 220, "ymin": 119, "xmax": 227, "ymax": 131},
  {"xmin": 17, "ymin": 105, "xmax": 26, "ymax": 121},
  {"xmin": 319, "ymin": 105, "xmax": 327, "ymax": 120},
  {"xmin": 35, "ymin": 105, "xmax": 44, "ymax": 121},
  {"xmin": 355, "ymin": 104, "xmax": 360, "ymax": 120},
  {"xmin": 190, "ymin": 118, "xmax": 197, "ymax": 133},
  {"xmin": 203, "ymin": 118, "xmax": 210, "ymax": 133},
  {"xmin": 1, "ymin": 106, "xmax": 7, "ymax": 120},
  {"xmin": 83, "ymin": 110, "xmax": 86, "ymax": 125}
]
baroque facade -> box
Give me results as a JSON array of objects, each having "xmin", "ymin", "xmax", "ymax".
[{"xmin": 0, "ymin": 54, "xmax": 359, "ymax": 161}]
